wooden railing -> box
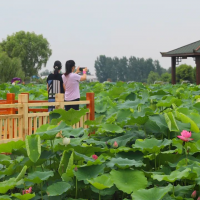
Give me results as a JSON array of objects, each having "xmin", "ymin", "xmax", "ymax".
[{"xmin": 0, "ymin": 93, "xmax": 94, "ymax": 144}]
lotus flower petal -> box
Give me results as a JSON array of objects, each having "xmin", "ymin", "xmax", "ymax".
[{"xmin": 181, "ymin": 130, "xmax": 191, "ymax": 138}]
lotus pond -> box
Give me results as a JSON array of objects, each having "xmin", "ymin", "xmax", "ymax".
[{"xmin": 1, "ymin": 82, "xmax": 200, "ymax": 200}]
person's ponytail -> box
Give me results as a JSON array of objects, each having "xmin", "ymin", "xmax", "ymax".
[
  {"xmin": 65, "ymin": 60, "xmax": 75, "ymax": 76},
  {"xmin": 53, "ymin": 61, "xmax": 62, "ymax": 77}
]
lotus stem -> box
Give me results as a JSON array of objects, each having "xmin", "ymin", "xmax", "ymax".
[
  {"xmin": 99, "ymin": 190, "xmax": 101, "ymax": 200},
  {"xmin": 154, "ymin": 154, "xmax": 156, "ymax": 170},
  {"xmin": 75, "ymin": 177, "xmax": 78, "ymax": 199},
  {"xmin": 40, "ymin": 183, "xmax": 43, "ymax": 200}
]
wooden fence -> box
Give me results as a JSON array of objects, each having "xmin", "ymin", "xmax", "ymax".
[{"xmin": 0, "ymin": 93, "xmax": 94, "ymax": 144}]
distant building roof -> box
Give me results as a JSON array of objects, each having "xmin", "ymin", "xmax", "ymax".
[{"xmin": 161, "ymin": 40, "xmax": 200, "ymax": 57}]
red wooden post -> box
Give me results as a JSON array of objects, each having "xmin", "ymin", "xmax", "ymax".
[
  {"xmin": 7, "ymin": 93, "xmax": 15, "ymax": 114},
  {"xmin": 6, "ymin": 93, "xmax": 15, "ymax": 138},
  {"xmin": 86, "ymin": 93, "xmax": 95, "ymax": 121}
]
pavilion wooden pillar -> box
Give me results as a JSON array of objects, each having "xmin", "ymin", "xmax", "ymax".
[
  {"xmin": 171, "ymin": 57, "xmax": 176, "ymax": 84},
  {"xmin": 196, "ymin": 56, "xmax": 200, "ymax": 85}
]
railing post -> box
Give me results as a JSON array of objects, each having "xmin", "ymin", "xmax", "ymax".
[
  {"xmin": 86, "ymin": 93, "xmax": 95, "ymax": 121},
  {"xmin": 55, "ymin": 93, "xmax": 64, "ymax": 109},
  {"xmin": 18, "ymin": 94, "xmax": 29, "ymax": 140},
  {"xmin": 6, "ymin": 93, "xmax": 15, "ymax": 138},
  {"xmin": 7, "ymin": 93, "xmax": 15, "ymax": 114}
]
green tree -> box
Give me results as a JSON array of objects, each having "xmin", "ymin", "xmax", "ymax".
[
  {"xmin": 161, "ymin": 72, "xmax": 171, "ymax": 83},
  {"xmin": 0, "ymin": 51, "xmax": 25, "ymax": 83},
  {"xmin": 95, "ymin": 55, "xmax": 113, "ymax": 82},
  {"xmin": 147, "ymin": 71, "xmax": 160, "ymax": 84},
  {"xmin": 0, "ymin": 31, "xmax": 52, "ymax": 77},
  {"xmin": 176, "ymin": 64, "xmax": 195, "ymax": 83}
]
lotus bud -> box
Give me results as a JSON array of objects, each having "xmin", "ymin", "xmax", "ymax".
[
  {"xmin": 113, "ymin": 141, "xmax": 118, "ymax": 148},
  {"xmin": 197, "ymin": 197, "xmax": 200, "ymax": 200},
  {"xmin": 92, "ymin": 154, "xmax": 98, "ymax": 160},
  {"xmin": 74, "ymin": 167, "xmax": 78, "ymax": 172},
  {"xmin": 191, "ymin": 190, "xmax": 196, "ymax": 198},
  {"xmin": 63, "ymin": 137, "xmax": 70, "ymax": 145}
]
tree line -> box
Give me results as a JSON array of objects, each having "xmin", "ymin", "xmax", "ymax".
[
  {"xmin": 95, "ymin": 55, "xmax": 196, "ymax": 84},
  {"xmin": 94, "ymin": 55, "xmax": 166, "ymax": 82}
]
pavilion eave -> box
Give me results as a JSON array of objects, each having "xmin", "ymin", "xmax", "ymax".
[{"xmin": 160, "ymin": 52, "xmax": 200, "ymax": 57}]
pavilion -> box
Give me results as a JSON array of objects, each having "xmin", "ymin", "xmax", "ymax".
[{"xmin": 161, "ymin": 40, "xmax": 200, "ymax": 85}]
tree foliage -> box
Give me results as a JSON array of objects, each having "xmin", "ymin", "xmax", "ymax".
[
  {"xmin": 0, "ymin": 51, "xmax": 25, "ymax": 83},
  {"xmin": 94, "ymin": 55, "xmax": 166, "ymax": 82},
  {"xmin": 0, "ymin": 31, "xmax": 52, "ymax": 77},
  {"xmin": 147, "ymin": 71, "xmax": 160, "ymax": 84},
  {"xmin": 176, "ymin": 64, "xmax": 195, "ymax": 83},
  {"xmin": 161, "ymin": 72, "xmax": 171, "ymax": 83}
]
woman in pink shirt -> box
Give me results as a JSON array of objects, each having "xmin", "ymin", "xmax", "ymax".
[{"xmin": 62, "ymin": 60, "xmax": 87, "ymax": 111}]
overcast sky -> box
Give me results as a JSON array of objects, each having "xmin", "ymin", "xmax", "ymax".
[{"xmin": 1, "ymin": 0, "xmax": 200, "ymax": 75}]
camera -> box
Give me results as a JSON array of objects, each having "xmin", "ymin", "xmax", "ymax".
[{"xmin": 79, "ymin": 67, "xmax": 85, "ymax": 72}]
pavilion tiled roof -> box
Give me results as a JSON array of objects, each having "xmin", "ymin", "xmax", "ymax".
[{"xmin": 161, "ymin": 40, "xmax": 200, "ymax": 57}]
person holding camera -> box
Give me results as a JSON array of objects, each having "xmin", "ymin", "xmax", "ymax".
[{"xmin": 62, "ymin": 60, "xmax": 87, "ymax": 111}]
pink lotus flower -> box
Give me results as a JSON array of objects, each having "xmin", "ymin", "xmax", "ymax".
[
  {"xmin": 113, "ymin": 141, "xmax": 118, "ymax": 148},
  {"xmin": 177, "ymin": 130, "xmax": 193, "ymax": 142},
  {"xmin": 22, "ymin": 187, "xmax": 32, "ymax": 195},
  {"xmin": 191, "ymin": 190, "xmax": 196, "ymax": 198},
  {"xmin": 92, "ymin": 155, "xmax": 98, "ymax": 160}
]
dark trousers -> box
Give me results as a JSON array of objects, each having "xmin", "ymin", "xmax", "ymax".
[{"xmin": 65, "ymin": 98, "xmax": 80, "ymax": 111}]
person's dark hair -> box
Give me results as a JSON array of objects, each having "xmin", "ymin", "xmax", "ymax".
[
  {"xmin": 53, "ymin": 60, "xmax": 62, "ymax": 76},
  {"xmin": 65, "ymin": 60, "xmax": 75, "ymax": 76}
]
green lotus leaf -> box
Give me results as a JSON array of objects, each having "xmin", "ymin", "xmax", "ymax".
[
  {"xmin": 175, "ymin": 111, "xmax": 199, "ymax": 133},
  {"xmin": 67, "ymin": 199, "xmax": 87, "ymax": 200},
  {"xmin": 74, "ymin": 164, "xmax": 105, "ymax": 181},
  {"xmin": 61, "ymin": 151, "xmax": 74, "ymax": 182},
  {"xmin": 145, "ymin": 114, "xmax": 168, "ymax": 135},
  {"xmin": 90, "ymin": 185, "xmax": 117, "ymax": 196},
  {"xmin": 0, "ymin": 195, "xmax": 12, "ymax": 200},
  {"xmin": 164, "ymin": 112, "xmax": 179, "ymax": 132},
  {"xmin": 106, "ymin": 157, "xmax": 145, "ymax": 169},
  {"xmin": 25, "ymin": 134, "xmax": 41, "ymax": 163},
  {"xmin": 0, "ymin": 140, "xmax": 24, "ymax": 153},
  {"xmin": 0, "ymin": 154, "xmax": 11, "ymax": 166},
  {"xmin": 24, "ymin": 171, "xmax": 54, "ymax": 184},
  {"xmin": 0, "ymin": 178, "xmax": 16, "ymax": 194},
  {"xmin": 49, "ymin": 108, "xmax": 89, "ymax": 125},
  {"xmin": 85, "ymin": 139, "xmax": 107, "ymax": 148},
  {"xmin": 173, "ymin": 184, "xmax": 194, "ymax": 197},
  {"xmin": 157, "ymin": 96, "xmax": 181, "ymax": 107},
  {"xmin": 58, "ymin": 151, "xmax": 73, "ymax": 176},
  {"xmin": 62, "ymin": 127, "xmax": 85, "ymax": 138},
  {"xmin": 116, "ymin": 109, "xmax": 132, "ymax": 122},
  {"xmin": 95, "ymin": 101, "xmax": 107, "ymax": 113},
  {"xmin": 131, "ymin": 184, "xmax": 173, "ymax": 200},
  {"xmin": 11, "ymin": 193, "xmax": 35, "ymax": 200},
  {"xmin": 15, "ymin": 165, "xmax": 27, "ymax": 182},
  {"xmin": 100, "ymin": 124, "xmax": 124, "ymax": 133},
  {"xmin": 0, "ymin": 163, "xmax": 15, "ymax": 176},
  {"xmin": 85, "ymin": 115, "xmax": 105, "ymax": 127},
  {"xmin": 35, "ymin": 121, "xmax": 69, "ymax": 140},
  {"xmin": 172, "ymin": 139, "xmax": 183, "ymax": 154},
  {"xmin": 110, "ymin": 169, "xmax": 147, "ymax": 194},
  {"xmin": 46, "ymin": 182, "xmax": 71, "ymax": 196},
  {"xmin": 107, "ymin": 132, "xmax": 141, "ymax": 147},
  {"xmin": 117, "ymin": 99, "xmax": 141, "ymax": 110},
  {"xmin": 152, "ymin": 168, "xmax": 191, "ymax": 182},
  {"xmin": 87, "ymin": 174, "xmax": 114, "ymax": 190},
  {"xmin": 133, "ymin": 138, "xmax": 171, "ymax": 153}
]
